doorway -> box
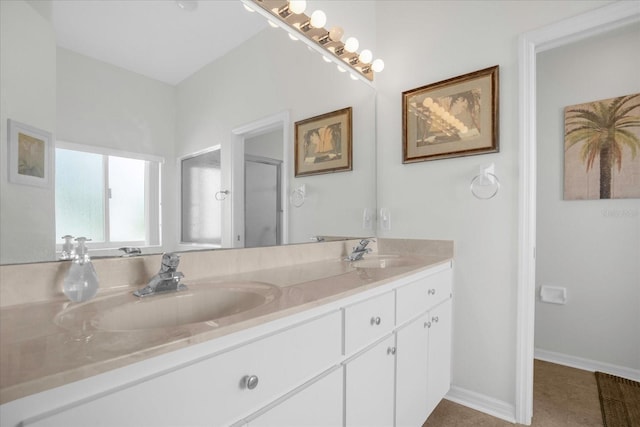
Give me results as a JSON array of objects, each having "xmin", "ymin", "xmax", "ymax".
[
  {"xmin": 516, "ymin": 3, "xmax": 639, "ymax": 424},
  {"xmin": 230, "ymin": 111, "xmax": 290, "ymax": 248}
]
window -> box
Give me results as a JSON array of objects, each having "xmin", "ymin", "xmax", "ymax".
[{"xmin": 55, "ymin": 142, "xmax": 162, "ymax": 250}]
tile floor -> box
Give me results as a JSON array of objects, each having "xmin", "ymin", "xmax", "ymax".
[{"xmin": 423, "ymin": 359, "xmax": 603, "ymax": 426}]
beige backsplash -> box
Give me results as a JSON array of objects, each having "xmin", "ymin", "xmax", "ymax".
[
  {"xmin": 0, "ymin": 239, "xmax": 365, "ymax": 308},
  {"xmin": 0, "ymin": 239, "xmax": 454, "ymax": 308}
]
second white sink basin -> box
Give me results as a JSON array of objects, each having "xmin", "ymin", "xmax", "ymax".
[{"xmin": 55, "ymin": 281, "xmax": 281, "ymax": 331}]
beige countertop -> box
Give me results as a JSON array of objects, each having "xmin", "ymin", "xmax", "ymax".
[{"xmin": 0, "ymin": 239, "xmax": 453, "ymax": 405}]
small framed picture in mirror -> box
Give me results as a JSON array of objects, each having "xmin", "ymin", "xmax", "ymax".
[
  {"xmin": 402, "ymin": 65, "xmax": 499, "ymax": 163},
  {"xmin": 7, "ymin": 119, "xmax": 53, "ymax": 188},
  {"xmin": 295, "ymin": 107, "xmax": 352, "ymax": 177}
]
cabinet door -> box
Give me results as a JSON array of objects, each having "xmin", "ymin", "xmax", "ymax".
[
  {"xmin": 426, "ymin": 299, "xmax": 452, "ymax": 417},
  {"xmin": 247, "ymin": 367, "xmax": 343, "ymax": 427},
  {"xmin": 395, "ymin": 312, "xmax": 430, "ymax": 427},
  {"xmin": 345, "ymin": 335, "xmax": 395, "ymax": 427}
]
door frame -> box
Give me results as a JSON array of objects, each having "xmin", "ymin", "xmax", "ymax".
[
  {"xmin": 230, "ymin": 111, "xmax": 290, "ymax": 248},
  {"xmin": 515, "ymin": 3, "xmax": 640, "ymax": 424}
]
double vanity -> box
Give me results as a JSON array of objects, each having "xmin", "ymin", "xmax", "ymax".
[{"xmin": 0, "ymin": 238, "xmax": 453, "ymax": 426}]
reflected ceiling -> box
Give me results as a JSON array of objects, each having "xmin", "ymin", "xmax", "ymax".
[{"xmin": 49, "ymin": 0, "xmax": 267, "ymax": 85}]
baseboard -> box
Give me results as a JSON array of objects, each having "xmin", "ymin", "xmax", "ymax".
[
  {"xmin": 535, "ymin": 348, "xmax": 640, "ymax": 381},
  {"xmin": 445, "ymin": 386, "xmax": 516, "ymax": 424}
]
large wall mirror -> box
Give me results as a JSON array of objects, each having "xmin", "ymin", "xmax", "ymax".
[{"xmin": 0, "ymin": 0, "xmax": 377, "ymax": 265}]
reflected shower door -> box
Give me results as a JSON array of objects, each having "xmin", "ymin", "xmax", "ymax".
[{"xmin": 245, "ymin": 156, "xmax": 281, "ymax": 248}]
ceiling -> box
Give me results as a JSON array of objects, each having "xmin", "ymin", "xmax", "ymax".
[{"xmin": 47, "ymin": 0, "xmax": 267, "ymax": 85}]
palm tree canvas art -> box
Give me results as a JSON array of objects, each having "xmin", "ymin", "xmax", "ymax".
[{"xmin": 564, "ymin": 93, "xmax": 640, "ymax": 200}]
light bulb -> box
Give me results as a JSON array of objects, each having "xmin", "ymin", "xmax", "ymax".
[
  {"xmin": 288, "ymin": 0, "xmax": 306, "ymax": 14},
  {"xmin": 359, "ymin": 49, "xmax": 373, "ymax": 64},
  {"xmin": 337, "ymin": 65, "xmax": 346, "ymax": 73},
  {"xmin": 328, "ymin": 26, "xmax": 344, "ymax": 42},
  {"xmin": 350, "ymin": 73, "xmax": 359, "ymax": 81},
  {"xmin": 344, "ymin": 37, "xmax": 359, "ymax": 53},
  {"xmin": 310, "ymin": 10, "xmax": 327, "ymax": 28},
  {"xmin": 371, "ymin": 58, "xmax": 385, "ymax": 72}
]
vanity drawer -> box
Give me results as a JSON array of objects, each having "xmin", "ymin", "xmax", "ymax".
[
  {"xmin": 396, "ymin": 267, "xmax": 452, "ymax": 326},
  {"xmin": 344, "ymin": 291, "xmax": 395, "ymax": 355},
  {"xmin": 22, "ymin": 311, "xmax": 342, "ymax": 427}
]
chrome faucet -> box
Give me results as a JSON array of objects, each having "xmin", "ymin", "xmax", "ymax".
[
  {"xmin": 346, "ymin": 239, "xmax": 374, "ymax": 262},
  {"xmin": 134, "ymin": 252, "xmax": 186, "ymax": 297}
]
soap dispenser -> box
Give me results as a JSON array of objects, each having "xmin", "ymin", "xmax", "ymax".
[
  {"xmin": 63, "ymin": 237, "xmax": 99, "ymax": 302},
  {"xmin": 60, "ymin": 235, "xmax": 75, "ymax": 260}
]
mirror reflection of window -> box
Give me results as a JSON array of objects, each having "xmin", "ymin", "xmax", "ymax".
[
  {"xmin": 181, "ymin": 148, "xmax": 222, "ymax": 246},
  {"xmin": 55, "ymin": 143, "xmax": 161, "ymax": 252}
]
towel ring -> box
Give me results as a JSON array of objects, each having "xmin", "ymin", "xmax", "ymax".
[
  {"xmin": 470, "ymin": 172, "xmax": 500, "ymax": 200},
  {"xmin": 290, "ymin": 188, "xmax": 305, "ymax": 207}
]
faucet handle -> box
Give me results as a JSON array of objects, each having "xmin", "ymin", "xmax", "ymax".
[
  {"xmin": 119, "ymin": 247, "xmax": 141, "ymax": 256},
  {"xmin": 160, "ymin": 252, "xmax": 181, "ymax": 272}
]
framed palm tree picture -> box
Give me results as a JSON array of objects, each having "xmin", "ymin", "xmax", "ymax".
[
  {"xmin": 564, "ymin": 93, "xmax": 640, "ymax": 200},
  {"xmin": 402, "ymin": 66, "xmax": 499, "ymax": 163}
]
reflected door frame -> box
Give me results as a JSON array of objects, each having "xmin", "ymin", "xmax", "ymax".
[{"xmin": 229, "ymin": 111, "xmax": 290, "ymax": 248}]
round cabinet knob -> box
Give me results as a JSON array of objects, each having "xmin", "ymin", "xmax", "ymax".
[
  {"xmin": 387, "ymin": 346, "xmax": 396, "ymax": 355},
  {"xmin": 370, "ymin": 316, "xmax": 381, "ymax": 326},
  {"xmin": 244, "ymin": 375, "xmax": 259, "ymax": 390},
  {"xmin": 432, "ymin": 316, "xmax": 439, "ymax": 323}
]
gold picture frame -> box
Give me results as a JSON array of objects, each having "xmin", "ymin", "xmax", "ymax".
[
  {"xmin": 295, "ymin": 107, "xmax": 352, "ymax": 177},
  {"xmin": 7, "ymin": 119, "xmax": 53, "ymax": 188},
  {"xmin": 402, "ymin": 66, "xmax": 499, "ymax": 163}
]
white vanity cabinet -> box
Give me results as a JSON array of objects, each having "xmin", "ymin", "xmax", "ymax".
[
  {"xmin": 17, "ymin": 311, "xmax": 342, "ymax": 427},
  {"xmin": 396, "ymin": 268, "xmax": 453, "ymax": 427},
  {"xmin": 344, "ymin": 264, "xmax": 453, "ymax": 427},
  {"xmin": 2, "ymin": 261, "xmax": 453, "ymax": 427}
]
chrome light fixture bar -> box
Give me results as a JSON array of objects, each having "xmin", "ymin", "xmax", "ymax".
[{"xmin": 241, "ymin": 0, "xmax": 383, "ymax": 85}]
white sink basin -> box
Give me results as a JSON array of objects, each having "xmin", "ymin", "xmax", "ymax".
[
  {"xmin": 350, "ymin": 254, "xmax": 421, "ymax": 269},
  {"xmin": 55, "ymin": 281, "xmax": 281, "ymax": 331}
]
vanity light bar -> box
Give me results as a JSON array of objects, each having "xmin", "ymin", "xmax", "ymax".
[{"xmin": 242, "ymin": 0, "xmax": 378, "ymax": 84}]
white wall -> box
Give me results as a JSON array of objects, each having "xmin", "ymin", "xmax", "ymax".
[
  {"xmin": 246, "ymin": 130, "xmax": 284, "ymax": 161},
  {"xmin": 375, "ymin": 0, "xmax": 611, "ymax": 413},
  {"xmin": 56, "ymin": 48, "xmax": 177, "ymax": 252},
  {"xmin": 535, "ymin": 23, "xmax": 640, "ymax": 371},
  {"xmin": 0, "ymin": 0, "xmax": 57, "ymax": 264},
  {"xmin": 176, "ymin": 27, "xmax": 377, "ymax": 245}
]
